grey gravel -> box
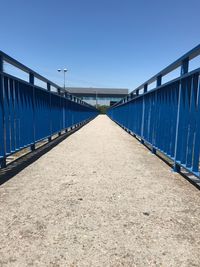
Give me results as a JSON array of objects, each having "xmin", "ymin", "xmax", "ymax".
[{"xmin": 0, "ymin": 115, "xmax": 200, "ymax": 267}]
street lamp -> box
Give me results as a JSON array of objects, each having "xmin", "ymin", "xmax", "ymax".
[
  {"xmin": 96, "ymin": 90, "xmax": 98, "ymax": 108},
  {"xmin": 57, "ymin": 68, "xmax": 68, "ymax": 90},
  {"xmin": 95, "ymin": 90, "xmax": 98, "ymax": 108}
]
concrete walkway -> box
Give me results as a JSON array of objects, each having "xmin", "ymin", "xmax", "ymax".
[{"xmin": 0, "ymin": 115, "xmax": 200, "ymax": 267}]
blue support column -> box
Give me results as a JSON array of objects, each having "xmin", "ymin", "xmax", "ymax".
[
  {"xmin": 151, "ymin": 76, "xmax": 162, "ymax": 154},
  {"xmin": 174, "ymin": 58, "xmax": 189, "ymax": 172},
  {"xmin": 156, "ymin": 75, "xmax": 162, "ymax": 87},
  {"xmin": 144, "ymin": 83, "xmax": 148, "ymax": 93},
  {"xmin": 47, "ymin": 82, "xmax": 52, "ymax": 142},
  {"xmin": 30, "ymin": 73, "xmax": 35, "ymax": 151},
  {"xmin": 141, "ymin": 139, "xmax": 144, "ymax": 144},
  {"xmin": 64, "ymin": 92, "xmax": 68, "ymax": 133},
  {"xmin": 174, "ymin": 163, "xmax": 180, "ymax": 172},
  {"xmin": 58, "ymin": 88, "xmax": 62, "ymax": 136},
  {"xmin": 181, "ymin": 58, "xmax": 189, "ymax": 76},
  {"xmin": 141, "ymin": 84, "xmax": 148, "ymax": 144},
  {"xmin": 151, "ymin": 147, "xmax": 156, "ymax": 154},
  {"xmin": 0, "ymin": 55, "xmax": 6, "ymax": 168}
]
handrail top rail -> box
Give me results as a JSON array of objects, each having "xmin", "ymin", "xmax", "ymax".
[
  {"xmin": 0, "ymin": 50, "xmax": 97, "ymax": 110},
  {"xmin": 109, "ymin": 44, "xmax": 200, "ymax": 109},
  {"xmin": 111, "ymin": 67, "xmax": 200, "ymax": 109},
  {"xmin": 0, "ymin": 50, "xmax": 59, "ymax": 89},
  {"xmin": 131, "ymin": 44, "xmax": 200, "ymax": 93}
]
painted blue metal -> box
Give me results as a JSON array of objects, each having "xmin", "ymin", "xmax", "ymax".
[
  {"xmin": 0, "ymin": 51, "xmax": 98, "ymax": 168},
  {"xmin": 107, "ymin": 45, "xmax": 200, "ymax": 179}
]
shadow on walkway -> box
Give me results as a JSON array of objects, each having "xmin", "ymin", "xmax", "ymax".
[
  {"xmin": 0, "ymin": 121, "xmax": 90, "ymax": 186},
  {"xmin": 123, "ymin": 126, "xmax": 200, "ymax": 190}
]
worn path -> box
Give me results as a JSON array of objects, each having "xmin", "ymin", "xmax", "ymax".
[{"xmin": 0, "ymin": 115, "xmax": 200, "ymax": 267}]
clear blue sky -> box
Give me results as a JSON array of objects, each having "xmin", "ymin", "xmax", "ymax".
[{"xmin": 0, "ymin": 0, "xmax": 199, "ymax": 90}]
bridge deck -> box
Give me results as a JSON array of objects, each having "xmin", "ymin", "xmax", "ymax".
[{"xmin": 0, "ymin": 115, "xmax": 200, "ymax": 266}]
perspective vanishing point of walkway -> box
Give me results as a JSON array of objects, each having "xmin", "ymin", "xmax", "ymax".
[{"xmin": 0, "ymin": 115, "xmax": 200, "ymax": 267}]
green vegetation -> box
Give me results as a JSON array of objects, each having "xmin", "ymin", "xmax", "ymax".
[{"xmin": 97, "ymin": 105, "xmax": 109, "ymax": 114}]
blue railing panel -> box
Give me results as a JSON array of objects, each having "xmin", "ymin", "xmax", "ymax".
[
  {"xmin": 35, "ymin": 87, "xmax": 51, "ymax": 141},
  {"xmin": 0, "ymin": 51, "xmax": 98, "ymax": 167},
  {"xmin": 16, "ymin": 80, "xmax": 34, "ymax": 149},
  {"xmin": 0, "ymin": 74, "xmax": 4, "ymax": 159},
  {"xmin": 108, "ymin": 45, "xmax": 200, "ymax": 178}
]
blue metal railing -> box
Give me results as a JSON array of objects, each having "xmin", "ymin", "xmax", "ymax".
[
  {"xmin": 0, "ymin": 51, "xmax": 98, "ymax": 168},
  {"xmin": 107, "ymin": 44, "xmax": 200, "ymax": 178}
]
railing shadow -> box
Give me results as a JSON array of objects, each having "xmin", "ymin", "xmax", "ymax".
[
  {"xmin": 115, "ymin": 120, "xmax": 200, "ymax": 190},
  {"xmin": 0, "ymin": 119, "xmax": 93, "ymax": 186}
]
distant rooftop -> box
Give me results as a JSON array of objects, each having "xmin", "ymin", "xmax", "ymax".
[{"xmin": 65, "ymin": 87, "xmax": 129, "ymax": 95}]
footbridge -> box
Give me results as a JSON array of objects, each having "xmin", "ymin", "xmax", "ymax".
[{"xmin": 0, "ymin": 46, "xmax": 200, "ymax": 266}]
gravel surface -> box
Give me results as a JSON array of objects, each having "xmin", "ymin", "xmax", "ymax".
[{"xmin": 0, "ymin": 115, "xmax": 200, "ymax": 267}]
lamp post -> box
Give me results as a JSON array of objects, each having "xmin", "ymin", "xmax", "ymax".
[
  {"xmin": 57, "ymin": 68, "xmax": 68, "ymax": 90},
  {"xmin": 95, "ymin": 90, "xmax": 98, "ymax": 108},
  {"xmin": 57, "ymin": 68, "xmax": 68, "ymax": 130}
]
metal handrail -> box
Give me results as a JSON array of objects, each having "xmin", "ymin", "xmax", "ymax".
[
  {"xmin": 0, "ymin": 50, "xmax": 96, "ymax": 110},
  {"xmin": 107, "ymin": 45, "xmax": 200, "ymax": 179},
  {"xmin": 111, "ymin": 44, "xmax": 200, "ymax": 108}
]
